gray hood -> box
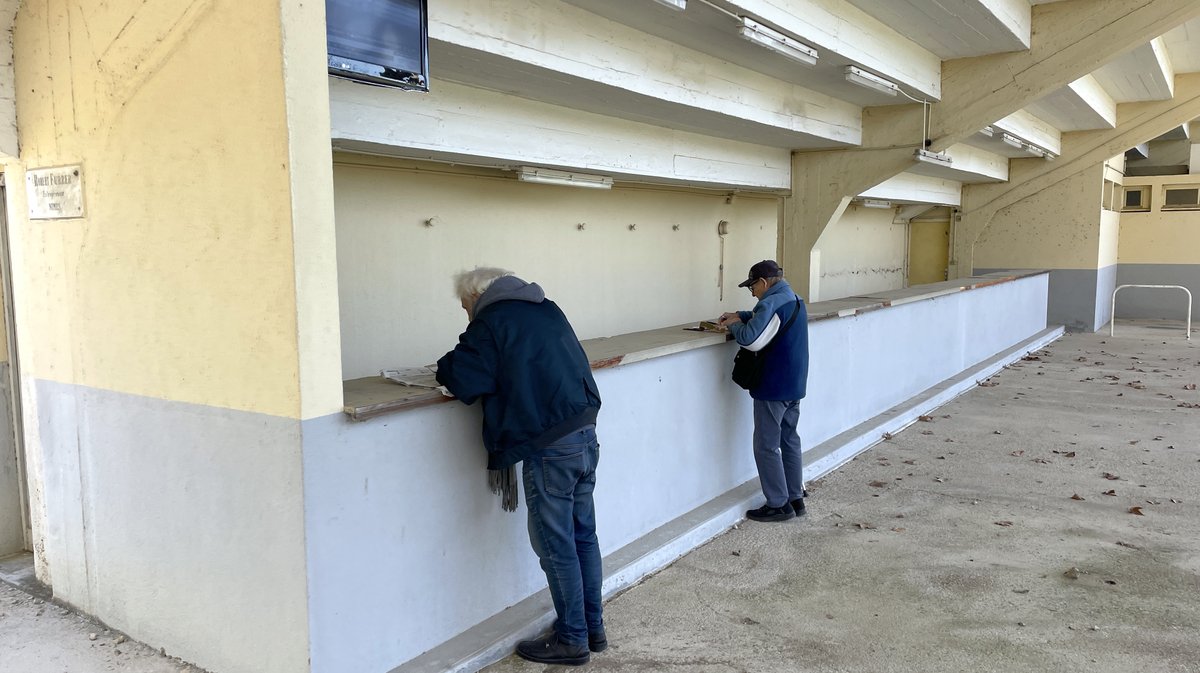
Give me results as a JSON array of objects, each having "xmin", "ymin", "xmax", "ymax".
[{"xmin": 474, "ymin": 275, "xmax": 545, "ymax": 316}]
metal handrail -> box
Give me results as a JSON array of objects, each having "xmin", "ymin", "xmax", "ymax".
[{"xmin": 1110, "ymin": 284, "xmax": 1192, "ymax": 340}]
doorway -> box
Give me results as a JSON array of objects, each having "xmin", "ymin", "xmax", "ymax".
[
  {"xmin": 908, "ymin": 213, "xmax": 951, "ymax": 286},
  {"xmin": 0, "ymin": 180, "xmax": 30, "ymax": 556}
]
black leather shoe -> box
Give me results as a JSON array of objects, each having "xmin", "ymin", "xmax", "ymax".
[
  {"xmin": 516, "ymin": 634, "xmax": 590, "ymax": 666},
  {"xmin": 589, "ymin": 627, "xmax": 608, "ymax": 653},
  {"xmin": 746, "ymin": 504, "xmax": 795, "ymax": 522},
  {"xmin": 791, "ymin": 499, "xmax": 807, "ymax": 517}
]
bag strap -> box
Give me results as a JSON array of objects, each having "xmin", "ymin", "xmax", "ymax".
[
  {"xmin": 758, "ymin": 297, "xmax": 802, "ymax": 353},
  {"xmin": 777, "ymin": 297, "xmax": 802, "ymax": 336}
]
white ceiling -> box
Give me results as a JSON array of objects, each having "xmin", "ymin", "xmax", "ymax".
[
  {"xmin": 840, "ymin": 0, "xmax": 1029, "ymax": 59},
  {"xmin": 434, "ymin": 0, "xmax": 1200, "ymax": 176}
]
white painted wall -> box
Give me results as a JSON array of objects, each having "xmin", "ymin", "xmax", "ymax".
[
  {"xmin": 304, "ymin": 272, "xmax": 1049, "ymax": 673},
  {"xmin": 333, "ymin": 157, "xmax": 780, "ymax": 378},
  {"xmin": 812, "ymin": 204, "xmax": 907, "ymax": 301}
]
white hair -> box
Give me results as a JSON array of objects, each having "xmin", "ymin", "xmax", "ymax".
[{"xmin": 454, "ymin": 266, "xmax": 514, "ymax": 300}]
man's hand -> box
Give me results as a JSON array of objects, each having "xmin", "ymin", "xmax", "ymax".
[{"xmin": 716, "ymin": 312, "xmax": 742, "ymax": 327}]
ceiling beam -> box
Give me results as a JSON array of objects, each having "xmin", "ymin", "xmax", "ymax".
[
  {"xmin": 931, "ymin": 0, "xmax": 1200, "ymax": 151},
  {"xmin": 954, "ymin": 71, "xmax": 1200, "ymax": 275}
]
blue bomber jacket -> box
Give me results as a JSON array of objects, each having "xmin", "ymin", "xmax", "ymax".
[
  {"xmin": 728, "ymin": 279, "xmax": 810, "ymax": 401},
  {"xmin": 436, "ymin": 276, "xmax": 602, "ymax": 469}
]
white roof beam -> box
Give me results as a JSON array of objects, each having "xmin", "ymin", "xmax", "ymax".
[
  {"xmin": 993, "ymin": 110, "xmax": 1062, "ymax": 156},
  {"xmin": 861, "ymin": 173, "xmax": 962, "ymax": 207},
  {"xmin": 428, "ymin": 0, "xmax": 862, "ymax": 147},
  {"xmin": 727, "ymin": 0, "xmax": 941, "ymax": 99},
  {"xmin": 1024, "ymin": 75, "xmax": 1117, "ymax": 132},
  {"xmin": 329, "ymin": 78, "xmax": 793, "ymax": 191},
  {"xmin": 841, "ymin": 0, "xmax": 1031, "ymax": 59},
  {"xmin": 932, "ymin": 0, "xmax": 1200, "ymax": 151},
  {"xmin": 1092, "ymin": 38, "xmax": 1175, "ymax": 102}
]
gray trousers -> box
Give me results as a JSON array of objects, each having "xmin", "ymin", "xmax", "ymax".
[{"xmin": 752, "ymin": 399, "xmax": 804, "ymax": 507}]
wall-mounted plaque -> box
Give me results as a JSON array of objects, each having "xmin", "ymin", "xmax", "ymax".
[{"xmin": 26, "ymin": 165, "xmax": 84, "ymax": 219}]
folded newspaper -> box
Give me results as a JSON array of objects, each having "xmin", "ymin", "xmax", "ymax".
[{"xmin": 380, "ymin": 367, "xmax": 452, "ymax": 397}]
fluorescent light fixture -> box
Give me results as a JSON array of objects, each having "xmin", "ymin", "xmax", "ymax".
[
  {"xmin": 1001, "ymin": 133, "xmax": 1024, "ymax": 149},
  {"xmin": 844, "ymin": 66, "xmax": 898, "ymax": 96},
  {"xmin": 979, "ymin": 126, "xmax": 995, "ymax": 138},
  {"xmin": 652, "ymin": 0, "xmax": 686, "ymax": 9},
  {"xmin": 1043, "ymin": 152, "xmax": 1057, "ymax": 162},
  {"xmin": 738, "ymin": 17, "xmax": 818, "ymax": 66},
  {"xmin": 860, "ymin": 198, "xmax": 892, "ymax": 209},
  {"xmin": 1023, "ymin": 143, "xmax": 1045, "ymax": 158},
  {"xmin": 914, "ymin": 149, "xmax": 953, "ymax": 167},
  {"xmin": 517, "ymin": 166, "xmax": 613, "ymax": 190}
]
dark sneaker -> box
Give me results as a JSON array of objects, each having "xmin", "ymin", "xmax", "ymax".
[
  {"xmin": 746, "ymin": 504, "xmax": 795, "ymax": 522},
  {"xmin": 516, "ymin": 634, "xmax": 590, "ymax": 666},
  {"xmin": 589, "ymin": 627, "xmax": 608, "ymax": 653},
  {"xmin": 791, "ymin": 499, "xmax": 807, "ymax": 517}
]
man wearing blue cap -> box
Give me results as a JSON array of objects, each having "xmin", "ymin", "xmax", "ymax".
[{"xmin": 717, "ymin": 260, "xmax": 810, "ymax": 522}]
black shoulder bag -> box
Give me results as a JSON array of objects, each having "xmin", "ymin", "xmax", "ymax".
[{"xmin": 731, "ymin": 298, "xmax": 801, "ymax": 390}]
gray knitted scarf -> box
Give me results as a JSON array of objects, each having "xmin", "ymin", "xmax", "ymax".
[{"xmin": 488, "ymin": 466, "xmax": 519, "ymax": 512}]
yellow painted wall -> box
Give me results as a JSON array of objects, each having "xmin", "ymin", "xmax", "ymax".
[
  {"xmin": 909, "ymin": 218, "xmax": 950, "ymax": 285},
  {"xmin": 1117, "ymin": 174, "xmax": 1200, "ymax": 264},
  {"xmin": 811, "ymin": 204, "xmax": 906, "ymax": 301},
  {"xmin": 974, "ymin": 164, "xmax": 1106, "ymax": 270},
  {"xmin": 8, "ymin": 0, "xmax": 306, "ymax": 418},
  {"xmin": 333, "ymin": 156, "xmax": 780, "ymax": 378}
]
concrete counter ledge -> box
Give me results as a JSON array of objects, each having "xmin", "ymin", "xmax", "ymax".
[{"xmin": 341, "ymin": 270, "xmax": 1048, "ymax": 421}]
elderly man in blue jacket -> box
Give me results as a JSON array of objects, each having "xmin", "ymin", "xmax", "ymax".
[
  {"xmin": 436, "ymin": 267, "xmax": 605, "ymax": 667},
  {"xmin": 717, "ymin": 260, "xmax": 810, "ymax": 523}
]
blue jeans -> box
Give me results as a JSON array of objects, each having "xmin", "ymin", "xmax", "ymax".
[
  {"xmin": 522, "ymin": 427, "xmax": 603, "ymax": 647},
  {"xmin": 752, "ymin": 399, "xmax": 804, "ymax": 508}
]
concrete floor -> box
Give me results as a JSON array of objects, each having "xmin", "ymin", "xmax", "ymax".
[
  {"xmin": 1, "ymin": 322, "xmax": 1197, "ymax": 673},
  {"xmin": 484, "ymin": 322, "xmax": 1200, "ymax": 673}
]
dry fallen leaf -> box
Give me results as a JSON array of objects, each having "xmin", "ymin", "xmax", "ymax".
[
  {"xmin": 902, "ymin": 460, "xmax": 917, "ymax": 465},
  {"xmin": 1128, "ymin": 506, "xmax": 1144, "ymax": 516},
  {"xmin": 1103, "ymin": 472, "xmax": 1121, "ymax": 480},
  {"xmin": 882, "ymin": 431, "xmax": 895, "ymax": 439},
  {"xmin": 891, "ymin": 527, "xmax": 906, "ymax": 533},
  {"xmin": 918, "ymin": 415, "xmax": 934, "ymax": 422},
  {"xmin": 1184, "ymin": 383, "xmax": 1197, "ymax": 391},
  {"xmin": 1010, "ymin": 450, "xmax": 1025, "ymax": 457},
  {"xmin": 1178, "ymin": 402, "xmax": 1200, "ymax": 409},
  {"xmin": 994, "ymin": 521, "xmax": 1014, "ymax": 527},
  {"xmin": 868, "ymin": 480, "xmax": 889, "ymax": 488},
  {"xmin": 1063, "ymin": 567, "xmax": 1082, "ymax": 579},
  {"xmin": 854, "ymin": 522, "xmax": 876, "ymax": 530},
  {"xmin": 1102, "ymin": 490, "xmax": 1117, "ymax": 496},
  {"xmin": 920, "ymin": 430, "xmax": 934, "ymax": 435},
  {"xmin": 1032, "ymin": 458, "xmax": 1052, "ymax": 464},
  {"xmin": 978, "ymin": 380, "xmax": 999, "ymax": 387},
  {"xmin": 1115, "ymin": 541, "xmax": 1140, "ymax": 549},
  {"xmin": 1070, "ymin": 494, "xmax": 1085, "ymax": 501}
]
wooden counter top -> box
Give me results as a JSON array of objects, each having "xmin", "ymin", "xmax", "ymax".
[{"xmin": 342, "ymin": 270, "xmax": 1047, "ymax": 421}]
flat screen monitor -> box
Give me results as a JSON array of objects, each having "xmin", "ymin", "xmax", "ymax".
[{"xmin": 326, "ymin": 0, "xmax": 428, "ymax": 91}]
